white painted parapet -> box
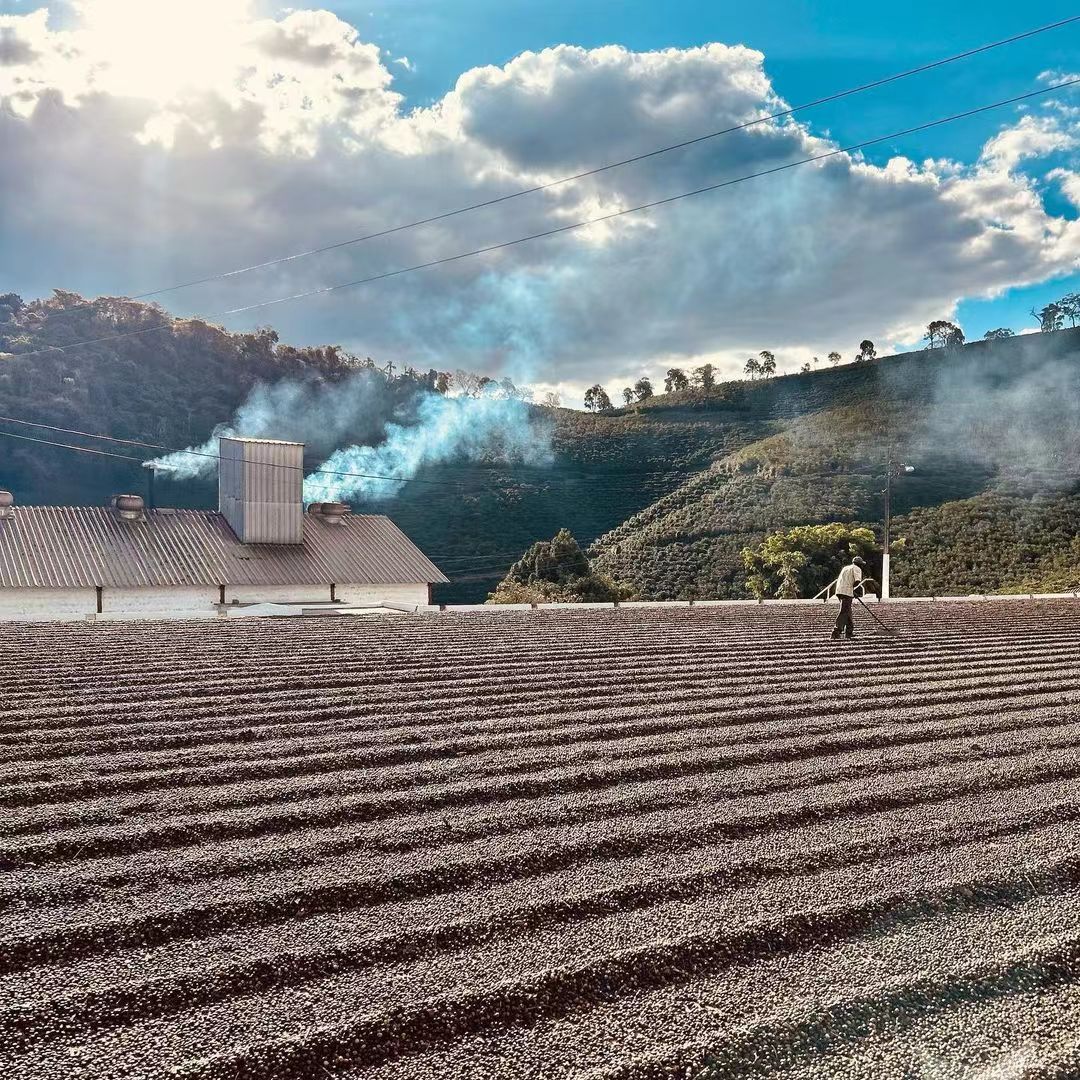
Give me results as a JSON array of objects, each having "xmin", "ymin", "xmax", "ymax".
[
  {"xmin": 0, "ymin": 581, "xmax": 432, "ymax": 622},
  {"xmin": 3, "ymin": 588, "xmax": 1078, "ymax": 623}
]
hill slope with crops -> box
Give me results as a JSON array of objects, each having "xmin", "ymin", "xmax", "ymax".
[
  {"xmin": 590, "ymin": 330, "xmax": 1080, "ymax": 599},
  {"xmin": 5, "ymin": 291, "xmax": 1080, "ymax": 600},
  {"xmin": 3, "ymin": 602, "xmax": 1080, "ymax": 1078}
]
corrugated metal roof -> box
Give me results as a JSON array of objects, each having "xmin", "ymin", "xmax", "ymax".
[
  {"xmin": 226, "ymin": 437, "xmax": 305, "ymax": 446},
  {"xmin": 0, "ymin": 507, "xmax": 448, "ymax": 588}
]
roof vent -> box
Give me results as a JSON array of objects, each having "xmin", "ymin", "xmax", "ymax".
[
  {"xmin": 112, "ymin": 493, "xmax": 146, "ymax": 522},
  {"xmin": 307, "ymin": 501, "xmax": 350, "ymax": 526},
  {"xmin": 0, "ymin": 490, "xmax": 12, "ymax": 520}
]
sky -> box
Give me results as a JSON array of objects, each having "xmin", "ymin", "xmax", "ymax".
[{"xmin": 1, "ymin": 0, "xmax": 1079, "ymax": 402}]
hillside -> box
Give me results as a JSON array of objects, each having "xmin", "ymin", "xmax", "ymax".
[
  {"xmin": 0, "ymin": 291, "xmax": 362, "ymax": 505},
  {"xmin": 4, "ymin": 290, "xmax": 1080, "ymax": 600},
  {"xmin": 591, "ymin": 330, "xmax": 1080, "ymax": 599},
  {"xmin": 0, "ymin": 292, "xmax": 767, "ymax": 602}
]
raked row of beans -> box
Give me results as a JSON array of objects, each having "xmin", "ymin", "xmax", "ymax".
[{"xmin": 1, "ymin": 601, "xmax": 1079, "ymax": 1079}]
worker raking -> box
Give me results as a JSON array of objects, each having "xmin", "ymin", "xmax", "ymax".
[{"xmin": 831, "ymin": 555, "xmax": 867, "ymax": 640}]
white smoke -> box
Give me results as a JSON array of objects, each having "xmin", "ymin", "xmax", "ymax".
[
  {"xmin": 912, "ymin": 332, "xmax": 1080, "ymax": 485},
  {"xmin": 145, "ymin": 371, "xmax": 397, "ymax": 480},
  {"xmin": 148, "ymin": 424, "xmax": 237, "ymax": 480},
  {"xmin": 303, "ymin": 393, "xmax": 554, "ymax": 502},
  {"xmin": 145, "ymin": 374, "xmax": 554, "ymax": 499}
]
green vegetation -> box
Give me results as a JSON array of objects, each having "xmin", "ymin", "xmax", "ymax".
[
  {"xmin": 742, "ymin": 524, "xmax": 878, "ymax": 600},
  {"xmin": 590, "ymin": 327, "xmax": 1080, "ymax": 600},
  {"xmin": 1031, "ymin": 293, "xmax": 1080, "ymax": 333},
  {"xmin": 487, "ymin": 529, "xmax": 632, "ymax": 604},
  {"xmin": 0, "ymin": 291, "xmax": 393, "ymax": 504},
  {"xmin": 891, "ymin": 494, "xmax": 1080, "ymax": 596},
  {"xmin": 923, "ymin": 320, "xmax": 964, "ymax": 349},
  {"xmin": 6, "ymin": 290, "xmax": 1080, "ymax": 603},
  {"xmin": 0, "ymin": 292, "xmax": 756, "ymax": 603}
]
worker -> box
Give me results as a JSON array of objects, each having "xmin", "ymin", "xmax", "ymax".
[{"xmin": 831, "ymin": 555, "xmax": 866, "ymax": 640}]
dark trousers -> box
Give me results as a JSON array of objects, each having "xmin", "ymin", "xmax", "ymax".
[{"xmin": 833, "ymin": 595, "xmax": 854, "ymax": 638}]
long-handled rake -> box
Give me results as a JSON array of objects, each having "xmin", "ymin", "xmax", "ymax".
[
  {"xmin": 820, "ymin": 575, "xmax": 911, "ymax": 642},
  {"xmin": 856, "ymin": 594, "xmax": 899, "ymax": 637},
  {"xmin": 859, "ymin": 589, "xmax": 930, "ymax": 646}
]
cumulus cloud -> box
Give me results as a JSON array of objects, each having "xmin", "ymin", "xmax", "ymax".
[
  {"xmin": 0, "ymin": 18, "xmax": 41, "ymax": 67},
  {"xmin": 981, "ymin": 112, "xmax": 1079, "ymax": 168},
  {"xmin": 1, "ymin": 1, "xmax": 1079, "ymax": 398},
  {"xmin": 1049, "ymin": 167, "xmax": 1080, "ymax": 210}
]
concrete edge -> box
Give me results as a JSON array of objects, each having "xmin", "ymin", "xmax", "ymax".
[{"xmin": 4, "ymin": 591, "xmax": 1079, "ymax": 623}]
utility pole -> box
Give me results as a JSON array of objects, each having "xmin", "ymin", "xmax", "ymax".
[{"xmin": 882, "ymin": 459, "xmax": 915, "ymax": 601}]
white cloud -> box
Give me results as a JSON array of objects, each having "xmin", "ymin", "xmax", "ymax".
[
  {"xmin": 393, "ymin": 56, "xmax": 413, "ymax": 71},
  {"xmin": 1049, "ymin": 167, "xmax": 1080, "ymax": 210},
  {"xmin": 980, "ymin": 112, "xmax": 1078, "ymax": 168},
  {"xmin": 1, "ymin": 2, "xmax": 1079, "ymax": 393}
]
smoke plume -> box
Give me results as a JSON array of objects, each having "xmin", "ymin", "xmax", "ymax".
[
  {"xmin": 303, "ymin": 393, "xmax": 554, "ymax": 502},
  {"xmin": 145, "ymin": 373, "xmax": 554, "ymax": 500},
  {"xmin": 909, "ymin": 330, "xmax": 1080, "ymax": 486},
  {"xmin": 146, "ymin": 371, "xmax": 397, "ymax": 480}
]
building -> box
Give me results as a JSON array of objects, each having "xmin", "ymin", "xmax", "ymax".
[{"xmin": 0, "ymin": 437, "xmax": 447, "ymax": 620}]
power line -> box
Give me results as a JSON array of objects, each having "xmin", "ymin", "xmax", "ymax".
[
  {"xmin": 0, "ymin": 429, "xmax": 149, "ymax": 464},
  {"xmin": 109, "ymin": 15, "xmax": 1079, "ymax": 303},
  {"xmin": 10, "ymin": 428, "xmax": 1079, "ymax": 577},
  {"xmin": 9, "ymin": 76, "xmax": 1080, "ymax": 363},
  {"xmin": 0, "ymin": 411, "xmax": 898, "ymax": 491},
  {"xmin": 0, "ymin": 411, "xmax": 688, "ymax": 482},
  {"xmin": 0, "ymin": 412, "xmax": 674, "ymax": 490},
  {"xmin": 0, "ymin": 428, "xmax": 468, "ymax": 491},
  {"xmin": 0, "ymin": 415, "xmax": 728, "ymax": 495},
  {"xmin": 9, "ymin": 410, "xmax": 1080, "ymax": 509},
  {"xmin": 0, "ymin": 434, "xmax": 822, "ymax": 571},
  {"xmin": 0, "ymin": 415, "xmax": 190, "ymax": 454},
  {"xmin": 218, "ymin": 79, "xmax": 1080, "ymax": 316}
]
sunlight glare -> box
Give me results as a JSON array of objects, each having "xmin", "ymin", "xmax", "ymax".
[{"xmin": 75, "ymin": 0, "xmax": 253, "ymax": 102}]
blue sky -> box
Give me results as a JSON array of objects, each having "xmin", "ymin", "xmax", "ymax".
[
  {"xmin": 2, "ymin": 0, "xmax": 1079, "ymax": 385},
  {"xmin": 334, "ymin": 0, "xmax": 1076, "ymax": 155}
]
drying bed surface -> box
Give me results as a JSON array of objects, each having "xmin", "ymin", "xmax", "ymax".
[{"xmin": 2, "ymin": 600, "xmax": 1079, "ymax": 1080}]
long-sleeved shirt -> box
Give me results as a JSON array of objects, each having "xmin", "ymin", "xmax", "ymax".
[{"xmin": 835, "ymin": 563, "xmax": 863, "ymax": 597}]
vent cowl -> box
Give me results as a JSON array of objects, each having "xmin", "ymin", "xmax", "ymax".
[
  {"xmin": 112, "ymin": 494, "xmax": 146, "ymax": 522},
  {"xmin": 307, "ymin": 501, "xmax": 350, "ymax": 526},
  {"xmin": 0, "ymin": 490, "xmax": 12, "ymax": 520}
]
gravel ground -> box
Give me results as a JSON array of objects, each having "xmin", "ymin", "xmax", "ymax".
[{"xmin": 2, "ymin": 600, "xmax": 1079, "ymax": 1079}]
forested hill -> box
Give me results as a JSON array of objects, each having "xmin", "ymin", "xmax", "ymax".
[
  {"xmin": 3, "ymin": 290, "xmax": 1080, "ymax": 601},
  {"xmin": 590, "ymin": 328, "xmax": 1080, "ymax": 599},
  {"xmin": 0, "ymin": 291, "xmax": 750, "ymax": 601},
  {"xmin": 0, "ymin": 291, "xmax": 379, "ymax": 505}
]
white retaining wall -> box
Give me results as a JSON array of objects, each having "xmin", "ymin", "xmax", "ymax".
[
  {"xmin": 441, "ymin": 593, "xmax": 1080, "ymax": 614},
  {"xmin": 2, "ymin": 587, "xmax": 1077, "ymax": 623},
  {"xmin": 0, "ymin": 582, "xmax": 431, "ymax": 621}
]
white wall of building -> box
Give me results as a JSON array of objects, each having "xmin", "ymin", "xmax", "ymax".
[
  {"xmin": 0, "ymin": 588, "xmax": 103, "ymax": 618},
  {"xmin": 335, "ymin": 583, "xmax": 430, "ymax": 607},
  {"xmin": 0, "ymin": 581, "xmax": 432, "ymax": 621}
]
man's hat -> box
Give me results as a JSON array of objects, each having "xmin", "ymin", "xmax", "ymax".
[{"xmin": 852, "ymin": 555, "xmax": 867, "ymax": 568}]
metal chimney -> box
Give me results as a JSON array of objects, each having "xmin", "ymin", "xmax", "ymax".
[{"xmin": 218, "ymin": 437, "xmax": 304, "ymax": 545}]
